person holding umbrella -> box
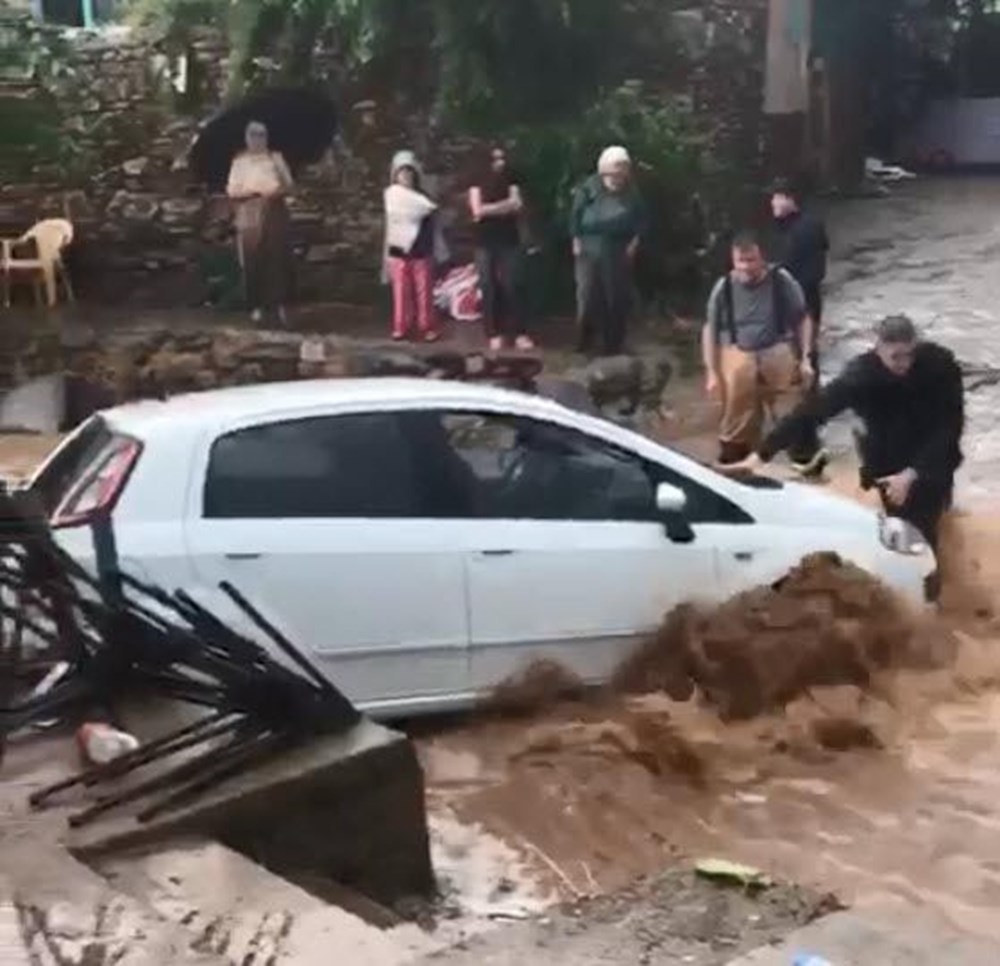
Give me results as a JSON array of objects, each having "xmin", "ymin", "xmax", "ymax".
[{"xmin": 226, "ymin": 121, "xmax": 294, "ymax": 325}]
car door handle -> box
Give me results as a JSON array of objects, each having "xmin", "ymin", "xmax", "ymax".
[
  {"xmin": 225, "ymin": 552, "xmax": 264, "ymax": 561},
  {"xmin": 733, "ymin": 551, "xmax": 755, "ymax": 563},
  {"xmin": 479, "ymin": 549, "xmax": 515, "ymax": 557}
]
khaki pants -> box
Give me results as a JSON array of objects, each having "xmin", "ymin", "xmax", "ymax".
[{"xmin": 718, "ymin": 342, "xmax": 805, "ymax": 461}]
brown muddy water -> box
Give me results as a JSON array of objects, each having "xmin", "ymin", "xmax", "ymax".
[{"xmin": 418, "ymin": 509, "xmax": 1000, "ymax": 943}]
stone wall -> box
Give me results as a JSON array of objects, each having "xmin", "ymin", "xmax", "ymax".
[{"xmin": 1, "ymin": 3, "xmax": 771, "ymax": 309}]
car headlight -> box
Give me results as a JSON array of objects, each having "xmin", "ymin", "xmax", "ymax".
[{"xmin": 878, "ymin": 513, "xmax": 929, "ymax": 555}]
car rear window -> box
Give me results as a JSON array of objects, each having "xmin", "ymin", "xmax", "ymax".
[{"xmin": 31, "ymin": 417, "xmax": 115, "ymax": 516}]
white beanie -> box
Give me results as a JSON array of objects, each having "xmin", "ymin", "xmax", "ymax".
[{"xmin": 598, "ymin": 145, "xmax": 631, "ymax": 173}]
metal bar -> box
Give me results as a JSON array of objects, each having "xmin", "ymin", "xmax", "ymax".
[
  {"xmin": 67, "ymin": 726, "xmax": 267, "ymax": 828},
  {"xmin": 219, "ymin": 581, "xmax": 360, "ymax": 724},
  {"xmin": 29, "ymin": 710, "xmax": 237, "ymax": 808},
  {"xmin": 137, "ymin": 730, "xmax": 292, "ymax": 823}
]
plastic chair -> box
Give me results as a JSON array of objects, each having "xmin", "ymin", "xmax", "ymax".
[{"xmin": 1, "ymin": 219, "xmax": 75, "ymax": 308}]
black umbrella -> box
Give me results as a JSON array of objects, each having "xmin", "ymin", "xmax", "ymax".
[{"xmin": 188, "ymin": 88, "xmax": 338, "ymax": 191}]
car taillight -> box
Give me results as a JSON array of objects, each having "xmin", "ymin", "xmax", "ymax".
[{"xmin": 51, "ymin": 438, "xmax": 142, "ymax": 529}]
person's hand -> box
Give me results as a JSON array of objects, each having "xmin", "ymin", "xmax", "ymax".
[
  {"xmin": 572, "ymin": 238, "xmax": 582, "ymax": 258},
  {"xmin": 717, "ymin": 453, "xmax": 765, "ymax": 476},
  {"xmin": 705, "ymin": 371, "xmax": 721, "ymax": 398},
  {"xmin": 877, "ymin": 468, "xmax": 918, "ymax": 508},
  {"xmin": 799, "ymin": 357, "xmax": 815, "ymax": 387},
  {"xmin": 626, "ymin": 239, "xmax": 639, "ymax": 261}
]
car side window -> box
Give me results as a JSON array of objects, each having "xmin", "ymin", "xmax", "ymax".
[
  {"xmin": 414, "ymin": 409, "xmax": 751, "ymax": 525},
  {"xmin": 422, "ymin": 411, "xmax": 656, "ymax": 522},
  {"xmin": 203, "ymin": 413, "xmax": 419, "ymax": 519}
]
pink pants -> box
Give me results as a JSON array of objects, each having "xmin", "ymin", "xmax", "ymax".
[{"xmin": 388, "ymin": 257, "xmax": 436, "ymax": 337}]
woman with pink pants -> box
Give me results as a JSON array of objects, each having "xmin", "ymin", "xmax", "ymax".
[{"xmin": 383, "ymin": 150, "xmax": 442, "ymax": 342}]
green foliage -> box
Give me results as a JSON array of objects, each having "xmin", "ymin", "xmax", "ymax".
[{"xmin": 0, "ymin": 11, "xmax": 95, "ymax": 181}]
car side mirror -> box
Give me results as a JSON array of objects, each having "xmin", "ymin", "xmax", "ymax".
[
  {"xmin": 655, "ymin": 483, "xmax": 695, "ymax": 544},
  {"xmin": 656, "ymin": 483, "xmax": 687, "ymax": 515}
]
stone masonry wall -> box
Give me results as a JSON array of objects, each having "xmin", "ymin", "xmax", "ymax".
[{"xmin": 0, "ymin": 3, "xmax": 770, "ymax": 309}]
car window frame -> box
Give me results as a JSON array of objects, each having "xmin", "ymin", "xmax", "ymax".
[{"xmin": 409, "ymin": 407, "xmax": 753, "ymax": 526}]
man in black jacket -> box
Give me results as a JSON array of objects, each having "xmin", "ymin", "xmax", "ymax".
[
  {"xmin": 771, "ymin": 178, "xmax": 829, "ymax": 360},
  {"xmin": 726, "ymin": 315, "xmax": 964, "ymax": 548}
]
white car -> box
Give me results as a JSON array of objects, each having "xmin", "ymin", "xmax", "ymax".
[{"xmin": 28, "ymin": 378, "xmax": 936, "ymax": 718}]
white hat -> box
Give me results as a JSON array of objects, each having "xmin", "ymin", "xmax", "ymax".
[{"xmin": 598, "ymin": 145, "xmax": 631, "ymax": 173}]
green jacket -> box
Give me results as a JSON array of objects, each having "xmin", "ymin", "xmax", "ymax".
[{"xmin": 570, "ymin": 174, "xmax": 647, "ymax": 258}]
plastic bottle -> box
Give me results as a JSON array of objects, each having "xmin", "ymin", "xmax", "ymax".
[{"xmin": 793, "ymin": 956, "xmax": 833, "ymax": 966}]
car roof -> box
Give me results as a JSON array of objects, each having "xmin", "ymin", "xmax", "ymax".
[{"xmin": 101, "ymin": 378, "xmax": 572, "ymax": 435}]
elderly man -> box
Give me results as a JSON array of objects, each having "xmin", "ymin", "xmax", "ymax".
[
  {"xmin": 726, "ymin": 315, "xmax": 964, "ymax": 548},
  {"xmin": 703, "ymin": 231, "xmax": 822, "ymax": 471},
  {"xmin": 570, "ymin": 146, "xmax": 647, "ymax": 356}
]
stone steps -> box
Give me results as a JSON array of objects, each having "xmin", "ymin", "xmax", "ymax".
[{"xmin": 99, "ymin": 838, "xmax": 437, "ymax": 966}]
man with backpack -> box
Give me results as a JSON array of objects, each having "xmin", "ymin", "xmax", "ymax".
[{"xmin": 702, "ymin": 231, "xmax": 824, "ymax": 470}]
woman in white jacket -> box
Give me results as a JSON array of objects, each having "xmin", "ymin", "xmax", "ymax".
[{"xmin": 383, "ymin": 150, "xmax": 443, "ymax": 341}]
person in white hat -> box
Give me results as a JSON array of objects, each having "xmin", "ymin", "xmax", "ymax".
[{"xmin": 569, "ymin": 146, "xmax": 646, "ymax": 355}]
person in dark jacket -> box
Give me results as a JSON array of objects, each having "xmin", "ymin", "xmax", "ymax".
[
  {"xmin": 770, "ymin": 178, "xmax": 829, "ymax": 360},
  {"xmin": 571, "ymin": 146, "xmax": 647, "ymax": 356},
  {"xmin": 469, "ymin": 145, "xmax": 535, "ymax": 352},
  {"xmin": 770, "ymin": 178, "xmax": 830, "ymax": 468},
  {"xmin": 725, "ymin": 315, "xmax": 964, "ymax": 548}
]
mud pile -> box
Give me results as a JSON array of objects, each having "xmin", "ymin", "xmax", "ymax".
[{"xmin": 615, "ymin": 552, "xmax": 943, "ymax": 720}]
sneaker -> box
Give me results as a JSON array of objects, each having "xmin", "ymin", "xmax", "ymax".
[
  {"xmin": 423, "ymin": 330, "xmax": 441, "ymax": 343},
  {"xmin": 250, "ymin": 308, "xmax": 263, "ymax": 324},
  {"xmin": 514, "ymin": 335, "xmax": 536, "ymax": 351},
  {"xmin": 391, "ymin": 332, "xmax": 407, "ymax": 342},
  {"xmin": 488, "ymin": 336, "xmax": 505, "ymax": 353},
  {"xmin": 791, "ymin": 449, "xmax": 829, "ymax": 479}
]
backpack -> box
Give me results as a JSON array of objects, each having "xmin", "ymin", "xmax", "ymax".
[{"xmin": 720, "ymin": 267, "xmax": 792, "ymax": 345}]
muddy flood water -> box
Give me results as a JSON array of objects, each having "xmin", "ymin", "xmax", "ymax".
[{"xmin": 418, "ymin": 511, "xmax": 1000, "ymax": 945}]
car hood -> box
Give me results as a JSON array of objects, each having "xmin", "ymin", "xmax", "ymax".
[{"xmin": 739, "ymin": 480, "xmax": 878, "ymax": 533}]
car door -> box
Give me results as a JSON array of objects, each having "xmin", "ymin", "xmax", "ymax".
[
  {"xmin": 413, "ymin": 409, "xmax": 726, "ymax": 693},
  {"xmin": 183, "ymin": 410, "xmax": 470, "ymax": 713}
]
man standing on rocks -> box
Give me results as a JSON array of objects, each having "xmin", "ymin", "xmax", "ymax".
[
  {"xmin": 725, "ymin": 315, "xmax": 964, "ymax": 549},
  {"xmin": 702, "ymin": 231, "xmax": 823, "ymax": 471}
]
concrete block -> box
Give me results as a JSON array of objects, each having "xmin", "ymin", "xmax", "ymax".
[{"xmin": 69, "ymin": 719, "xmax": 434, "ymax": 909}]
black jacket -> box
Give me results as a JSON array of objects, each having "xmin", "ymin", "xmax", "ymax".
[
  {"xmin": 760, "ymin": 342, "xmax": 964, "ymax": 483},
  {"xmin": 773, "ymin": 210, "xmax": 829, "ymax": 287}
]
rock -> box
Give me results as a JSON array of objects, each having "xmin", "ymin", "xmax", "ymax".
[
  {"xmin": 141, "ymin": 349, "xmax": 206, "ymax": 385},
  {"xmin": 107, "ymin": 191, "xmax": 160, "ymax": 223},
  {"xmin": 305, "ymin": 243, "xmax": 340, "ymax": 263},
  {"xmin": 345, "ymin": 348, "xmax": 429, "ymax": 378},
  {"xmin": 160, "ymin": 198, "xmax": 205, "ymax": 223},
  {"xmin": 535, "ymin": 375, "xmax": 599, "ymax": 416},
  {"xmin": 122, "ymin": 156, "xmax": 149, "ymax": 177},
  {"xmin": 585, "ymin": 355, "xmax": 643, "ymax": 414}
]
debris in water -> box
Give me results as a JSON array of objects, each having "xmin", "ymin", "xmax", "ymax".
[{"xmin": 694, "ymin": 858, "xmax": 772, "ymax": 890}]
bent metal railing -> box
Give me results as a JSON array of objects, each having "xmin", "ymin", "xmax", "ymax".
[{"xmin": 0, "ymin": 488, "xmax": 360, "ymax": 828}]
